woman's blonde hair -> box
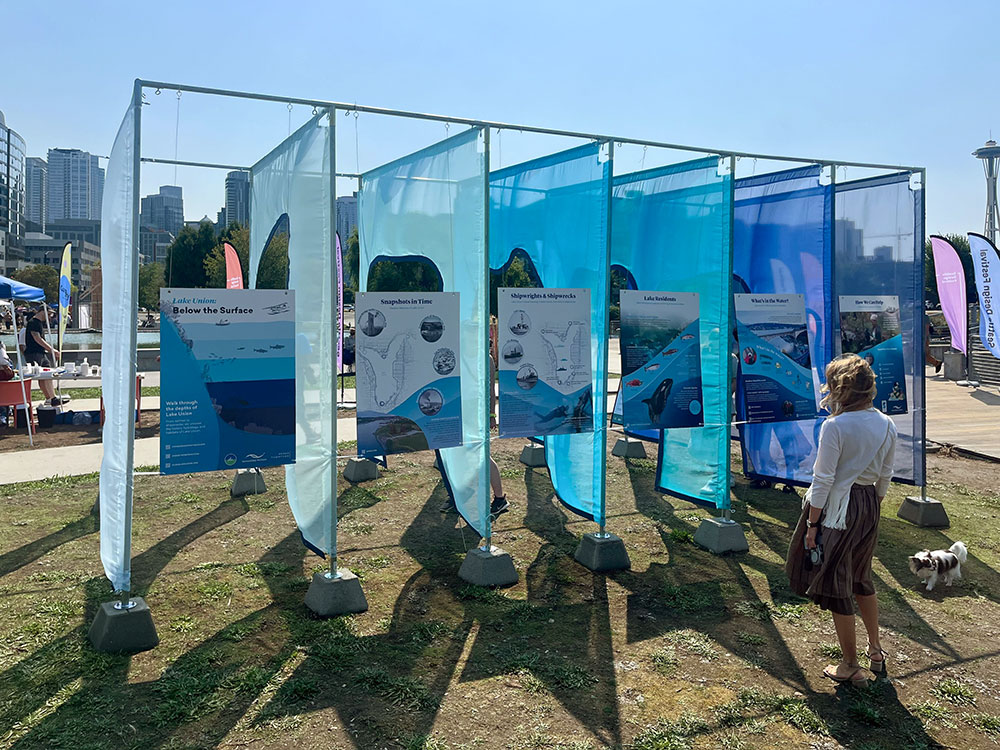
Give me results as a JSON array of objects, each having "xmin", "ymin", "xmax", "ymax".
[{"xmin": 819, "ymin": 354, "xmax": 878, "ymax": 416}]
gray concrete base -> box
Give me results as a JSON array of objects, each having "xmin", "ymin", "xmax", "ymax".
[
  {"xmin": 574, "ymin": 532, "xmax": 631, "ymax": 571},
  {"xmin": 88, "ymin": 597, "xmax": 159, "ymax": 653},
  {"xmin": 458, "ymin": 546, "xmax": 518, "ymax": 587},
  {"xmin": 304, "ymin": 570, "xmax": 369, "ymax": 616},
  {"xmin": 519, "ymin": 444, "xmax": 547, "ymax": 468},
  {"xmin": 612, "ymin": 437, "xmax": 647, "ymax": 459},
  {"xmin": 230, "ymin": 468, "xmax": 267, "ymax": 498},
  {"xmin": 693, "ymin": 517, "xmax": 749, "ymax": 554},
  {"xmin": 898, "ymin": 496, "xmax": 950, "ymax": 528},
  {"xmin": 344, "ymin": 457, "xmax": 379, "ymax": 483},
  {"xmin": 943, "ymin": 351, "xmax": 965, "ymax": 381}
]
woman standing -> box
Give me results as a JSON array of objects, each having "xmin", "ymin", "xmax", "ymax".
[{"xmin": 786, "ymin": 354, "xmax": 897, "ymax": 684}]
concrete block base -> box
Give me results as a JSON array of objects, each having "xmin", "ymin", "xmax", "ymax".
[
  {"xmin": 519, "ymin": 444, "xmax": 547, "ymax": 468},
  {"xmin": 612, "ymin": 437, "xmax": 647, "ymax": 459},
  {"xmin": 304, "ymin": 570, "xmax": 369, "ymax": 616},
  {"xmin": 574, "ymin": 532, "xmax": 631, "ymax": 572},
  {"xmin": 943, "ymin": 351, "xmax": 966, "ymax": 381},
  {"xmin": 344, "ymin": 457, "xmax": 379, "ymax": 483},
  {"xmin": 898, "ymin": 496, "xmax": 950, "ymax": 528},
  {"xmin": 693, "ymin": 517, "xmax": 749, "ymax": 554},
  {"xmin": 88, "ymin": 597, "xmax": 159, "ymax": 653},
  {"xmin": 458, "ymin": 546, "xmax": 518, "ymax": 587},
  {"xmin": 230, "ymin": 468, "xmax": 267, "ymax": 498}
]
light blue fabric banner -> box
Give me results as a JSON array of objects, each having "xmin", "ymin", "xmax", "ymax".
[
  {"xmin": 836, "ymin": 173, "xmax": 924, "ymax": 485},
  {"xmin": 610, "ymin": 158, "xmax": 733, "ymax": 509},
  {"xmin": 734, "ymin": 166, "xmax": 832, "ymax": 486},
  {"xmin": 249, "ymin": 113, "xmax": 335, "ymax": 555},
  {"xmin": 489, "ymin": 143, "xmax": 610, "ymax": 524},
  {"xmin": 99, "ymin": 100, "xmax": 138, "ymax": 592},
  {"xmin": 359, "ymin": 129, "xmax": 491, "ymax": 537}
]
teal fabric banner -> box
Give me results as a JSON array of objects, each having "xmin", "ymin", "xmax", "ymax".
[
  {"xmin": 489, "ymin": 143, "xmax": 611, "ymax": 524},
  {"xmin": 359, "ymin": 129, "xmax": 491, "ymax": 537},
  {"xmin": 611, "ymin": 157, "xmax": 733, "ymax": 509}
]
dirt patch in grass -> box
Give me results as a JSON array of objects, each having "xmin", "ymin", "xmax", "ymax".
[
  {"xmin": 0, "ymin": 441, "xmax": 999, "ymax": 749},
  {"xmin": 0, "ymin": 411, "xmax": 159, "ymax": 453}
]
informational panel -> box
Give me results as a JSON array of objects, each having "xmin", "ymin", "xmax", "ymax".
[
  {"xmin": 735, "ymin": 293, "xmax": 817, "ymax": 423},
  {"xmin": 839, "ymin": 294, "xmax": 907, "ymax": 415},
  {"xmin": 356, "ymin": 291, "xmax": 463, "ymax": 457},
  {"xmin": 619, "ymin": 290, "xmax": 703, "ymax": 430},
  {"xmin": 497, "ymin": 287, "xmax": 593, "ymax": 438},
  {"xmin": 160, "ymin": 288, "xmax": 296, "ymax": 474}
]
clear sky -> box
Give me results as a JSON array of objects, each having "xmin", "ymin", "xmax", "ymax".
[{"xmin": 5, "ymin": 1, "xmax": 997, "ymax": 234}]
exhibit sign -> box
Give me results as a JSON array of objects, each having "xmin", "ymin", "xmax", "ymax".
[
  {"xmin": 839, "ymin": 294, "xmax": 908, "ymax": 415},
  {"xmin": 497, "ymin": 287, "xmax": 593, "ymax": 438},
  {"xmin": 735, "ymin": 293, "xmax": 817, "ymax": 423},
  {"xmin": 619, "ymin": 290, "xmax": 703, "ymax": 430},
  {"xmin": 355, "ymin": 291, "xmax": 463, "ymax": 457},
  {"xmin": 160, "ymin": 288, "xmax": 296, "ymax": 474}
]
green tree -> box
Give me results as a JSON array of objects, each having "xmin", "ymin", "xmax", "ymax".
[
  {"xmin": 368, "ymin": 258, "xmax": 440, "ymax": 293},
  {"xmin": 343, "ymin": 227, "xmax": 359, "ymax": 295},
  {"xmin": 925, "ymin": 233, "xmax": 978, "ymax": 308},
  {"xmin": 203, "ymin": 222, "xmax": 288, "ymax": 290},
  {"xmin": 12, "ymin": 264, "xmax": 61, "ymax": 302},
  {"xmin": 137, "ymin": 262, "xmax": 165, "ymax": 310},
  {"xmin": 165, "ymin": 221, "xmax": 217, "ymax": 288},
  {"xmin": 489, "ymin": 256, "xmax": 536, "ymax": 316}
]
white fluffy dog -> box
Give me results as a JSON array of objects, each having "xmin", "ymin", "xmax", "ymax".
[{"xmin": 908, "ymin": 542, "xmax": 968, "ymax": 591}]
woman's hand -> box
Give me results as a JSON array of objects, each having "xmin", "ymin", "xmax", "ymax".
[{"xmin": 805, "ymin": 526, "xmax": 818, "ymax": 549}]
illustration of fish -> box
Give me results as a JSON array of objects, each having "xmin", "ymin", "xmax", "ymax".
[
  {"xmin": 644, "ymin": 363, "xmax": 660, "ymax": 372},
  {"xmin": 237, "ymin": 346, "xmax": 245, "ymax": 351},
  {"xmin": 253, "ymin": 348, "xmax": 268, "ymax": 353},
  {"xmin": 641, "ymin": 378, "xmax": 674, "ymax": 423},
  {"xmin": 681, "ymin": 334, "xmax": 695, "ymax": 341},
  {"xmin": 663, "ymin": 349, "xmax": 678, "ymax": 356},
  {"xmin": 626, "ymin": 378, "xmax": 642, "ymax": 387},
  {"xmin": 270, "ymin": 344, "xmax": 285, "ymax": 350}
]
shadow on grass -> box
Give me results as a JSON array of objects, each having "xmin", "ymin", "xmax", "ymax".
[{"xmin": 0, "ymin": 514, "xmax": 98, "ymax": 578}]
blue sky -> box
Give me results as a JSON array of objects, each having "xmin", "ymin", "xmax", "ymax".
[{"xmin": 6, "ymin": 1, "xmax": 997, "ymax": 234}]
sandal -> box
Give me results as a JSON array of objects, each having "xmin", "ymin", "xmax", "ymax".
[
  {"xmin": 822, "ymin": 664, "xmax": 868, "ymax": 684},
  {"xmin": 867, "ymin": 647, "xmax": 887, "ymax": 676}
]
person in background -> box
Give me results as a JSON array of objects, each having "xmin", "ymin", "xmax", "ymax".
[
  {"xmin": 23, "ymin": 305, "xmax": 63, "ymax": 406},
  {"xmin": 924, "ymin": 313, "xmax": 942, "ymax": 374},
  {"xmin": 785, "ymin": 354, "xmax": 896, "ymax": 684}
]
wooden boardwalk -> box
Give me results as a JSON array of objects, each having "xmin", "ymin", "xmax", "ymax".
[{"xmin": 925, "ymin": 366, "xmax": 1000, "ymax": 460}]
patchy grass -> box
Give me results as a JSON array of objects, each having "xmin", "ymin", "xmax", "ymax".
[{"xmin": 933, "ymin": 678, "xmax": 977, "ymax": 706}]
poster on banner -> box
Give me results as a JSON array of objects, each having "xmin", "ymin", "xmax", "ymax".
[
  {"xmin": 839, "ymin": 295, "xmax": 907, "ymax": 415},
  {"xmin": 497, "ymin": 287, "xmax": 593, "ymax": 438},
  {"xmin": 356, "ymin": 292, "xmax": 462, "ymax": 457},
  {"xmin": 619, "ymin": 290, "xmax": 703, "ymax": 430},
  {"xmin": 160, "ymin": 288, "xmax": 296, "ymax": 474},
  {"xmin": 735, "ymin": 293, "xmax": 817, "ymax": 423}
]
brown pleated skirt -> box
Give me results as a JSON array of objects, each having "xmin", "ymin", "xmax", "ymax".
[{"xmin": 785, "ymin": 484, "xmax": 880, "ymax": 616}]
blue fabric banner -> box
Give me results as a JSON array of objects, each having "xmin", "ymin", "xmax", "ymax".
[
  {"xmin": 359, "ymin": 129, "xmax": 491, "ymax": 537},
  {"xmin": 610, "ymin": 158, "xmax": 732, "ymax": 509},
  {"xmin": 733, "ymin": 166, "xmax": 832, "ymax": 485},
  {"xmin": 489, "ymin": 144, "xmax": 610, "ymax": 524}
]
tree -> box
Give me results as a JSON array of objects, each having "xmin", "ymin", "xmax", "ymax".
[
  {"xmin": 489, "ymin": 256, "xmax": 536, "ymax": 316},
  {"xmin": 138, "ymin": 262, "xmax": 165, "ymax": 310},
  {"xmin": 368, "ymin": 258, "xmax": 441, "ymax": 293},
  {"xmin": 12, "ymin": 264, "xmax": 60, "ymax": 302},
  {"xmin": 203, "ymin": 222, "xmax": 288, "ymax": 290},
  {"xmin": 165, "ymin": 221, "xmax": 217, "ymax": 288},
  {"xmin": 343, "ymin": 227, "xmax": 359, "ymax": 294},
  {"xmin": 924, "ymin": 233, "xmax": 978, "ymax": 308}
]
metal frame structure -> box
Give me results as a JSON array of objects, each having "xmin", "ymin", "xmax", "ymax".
[{"xmin": 107, "ymin": 77, "xmax": 926, "ymax": 602}]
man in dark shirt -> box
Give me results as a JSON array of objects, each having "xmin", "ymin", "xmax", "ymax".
[{"xmin": 24, "ymin": 305, "xmax": 62, "ymax": 405}]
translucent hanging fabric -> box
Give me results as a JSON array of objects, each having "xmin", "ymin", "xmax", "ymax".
[
  {"xmin": 608, "ymin": 158, "xmax": 733, "ymax": 509},
  {"xmin": 489, "ymin": 143, "xmax": 611, "ymax": 524},
  {"xmin": 99, "ymin": 100, "xmax": 138, "ymax": 592},
  {"xmin": 358, "ymin": 129, "xmax": 491, "ymax": 537},
  {"xmin": 249, "ymin": 112, "xmax": 335, "ymax": 555},
  {"xmin": 835, "ymin": 173, "xmax": 924, "ymax": 484},
  {"xmin": 733, "ymin": 166, "xmax": 833, "ymax": 485}
]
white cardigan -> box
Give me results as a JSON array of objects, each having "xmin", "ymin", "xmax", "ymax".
[{"xmin": 804, "ymin": 409, "xmax": 897, "ymax": 530}]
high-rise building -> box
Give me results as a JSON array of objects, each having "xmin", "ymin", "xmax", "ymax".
[
  {"xmin": 46, "ymin": 218, "xmax": 101, "ymax": 247},
  {"xmin": 336, "ymin": 193, "xmax": 358, "ymax": 244},
  {"xmin": 140, "ymin": 185, "xmax": 184, "ymax": 235},
  {"xmin": 224, "ymin": 171, "xmax": 249, "ymax": 227},
  {"xmin": 0, "ymin": 110, "xmax": 26, "ymax": 273},
  {"xmin": 26, "ymin": 156, "xmax": 46, "ymax": 232},
  {"xmin": 46, "ymin": 148, "xmax": 104, "ymax": 222},
  {"xmin": 139, "ymin": 226, "xmax": 174, "ymax": 264},
  {"xmin": 23, "ymin": 232, "xmax": 100, "ymax": 293}
]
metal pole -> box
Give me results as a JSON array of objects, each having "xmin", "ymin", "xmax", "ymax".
[
  {"xmin": 598, "ymin": 140, "xmax": 613, "ymax": 539},
  {"xmin": 8, "ymin": 306, "xmax": 33, "ymax": 446},
  {"xmin": 481, "ymin": 127, "xmax": 493, "ymax": 553},
  {"xmin": 117, "ymin": 79, "xmax": 143, "ymax": 608},
  {"xmin": 721, "ymin": 154, "xmax": 737, "ymax": 524},
  {"xmin": 135, "ymin": 79, "xmax": 924, "ymax": 173},
  {"xmin": 919, "ymin": 169, "xmax": 928, "ymax": 502},
  {"xmin": 327, "ymin": 109, "xmax": 340, "ymax": 580}
]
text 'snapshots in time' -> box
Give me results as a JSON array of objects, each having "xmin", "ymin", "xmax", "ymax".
[
  {"xmin": 735, "ymin": 293, "xmax": 817, "ymax": 424},
  {"xmin": 497, "ymin": 288, "xmax": 593, "ymax": 438},
  {"xmin": 619, "ymin": 290, "xmax": 703, "ymax": 430},
  {"xmin": 160, "ymin": 289, "xmax": 296, "ymax": 474},
  {"xmin": 355, "ymin": 292, "xmax": 463, "ymax": 457},
  {"xmin": 839, "ymin": 295, "xmax": 908, "ymax": 415}
]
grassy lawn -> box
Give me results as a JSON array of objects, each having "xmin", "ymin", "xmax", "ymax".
[
  {"xmin": 1, "ymin": 442, "xmax": 999, "ymax": 749},
  {"xmin": 29, "ymin": 386, "xmax": 161, "ymax": 401}
]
